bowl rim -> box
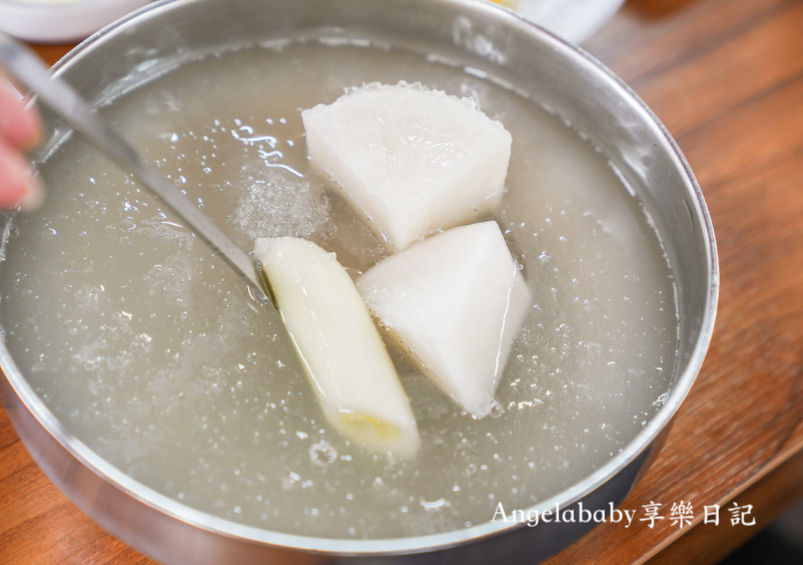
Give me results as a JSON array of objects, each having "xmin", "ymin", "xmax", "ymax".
[{"xmin": 1, "ymin": 0, "xmax": 719, "ymax": 556}]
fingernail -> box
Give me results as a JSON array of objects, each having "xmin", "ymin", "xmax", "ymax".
[{"xmin": 17, "ymin": 175, "xmax": 45, "ymax": 211}]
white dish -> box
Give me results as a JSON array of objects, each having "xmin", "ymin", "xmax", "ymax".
[
  {"xmin": 0, "ymin": 0, "xmax": 150, "ymax": 43},
  {"xmin": 495, "ymin": 0, "xmax": 625, "ymax": 44}
]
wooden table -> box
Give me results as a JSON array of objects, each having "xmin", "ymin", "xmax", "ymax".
[{"xmin": 2, "ymin": 0, "xmax": 802, "ymax": 563}]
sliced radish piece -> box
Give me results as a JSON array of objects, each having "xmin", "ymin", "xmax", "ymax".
[
  {"xmin": 357, "ymin": 222, "xmax": 532, "ymax": 418},
  {"xmin": 302, "ymin": 82, "xmax": 512, "ymax": 250},
  {"xmin": 255, "ymin": 237, "xmax": 420, "ymax": 458}
]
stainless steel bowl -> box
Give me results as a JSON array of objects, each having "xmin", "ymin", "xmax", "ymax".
[{"xmin": 0, "ymin": 0, "xmax": 718, "ymax": 563}]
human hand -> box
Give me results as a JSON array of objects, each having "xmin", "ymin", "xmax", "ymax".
[{"xmin": 0, "ymin": 74, "xmax": 44, "ymax": 210}]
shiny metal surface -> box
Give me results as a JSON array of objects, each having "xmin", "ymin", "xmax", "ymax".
[
  {"xmin": 0, "ymin": 32, "xmax": 270, "ymax": 305},
  {"xmin": 0, "ymin": 0, "xmax": 718, "ymax": 563}
]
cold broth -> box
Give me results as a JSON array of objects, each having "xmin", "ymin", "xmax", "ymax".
[{"xmin": 0, "ymin": 40, "xmax": 677, "ymax": 538}]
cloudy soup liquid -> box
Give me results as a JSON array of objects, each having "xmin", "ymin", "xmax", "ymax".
[{"xmin": 0, "ymin": 40, "xmax": 677, "ymax": 538}]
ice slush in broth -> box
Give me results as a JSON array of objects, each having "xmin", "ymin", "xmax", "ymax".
[{"xmin": 0, "ymin": 39, "xmax": 678, "ymax": 538}]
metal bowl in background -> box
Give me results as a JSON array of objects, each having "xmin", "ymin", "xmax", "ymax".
[{"xmin": 0, "ymin": 0, "xmax": 718, "ymax": 563}]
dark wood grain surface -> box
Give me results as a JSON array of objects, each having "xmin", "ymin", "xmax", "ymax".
[{"xmin": 2, "ymin": 0, "xmax": 802, "ymax": 563}]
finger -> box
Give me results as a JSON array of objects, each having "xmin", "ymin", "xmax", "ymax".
[
  {"xmin": 0, "ymin": 139, "xmax": 45, "ymax": 210},
  {"xmin": 0, "ymin": 75, "xmax": 43, "ymax": 150}
]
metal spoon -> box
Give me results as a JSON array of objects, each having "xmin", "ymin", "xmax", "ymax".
[{"xmin": 0, "ymin": 32, "xmax": 271, "ymax": 304}]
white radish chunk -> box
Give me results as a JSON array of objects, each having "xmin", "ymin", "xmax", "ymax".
[
  {"xmin": 255, "ymin": 237, "xmax": 420, "ymax": 458},
  {"xmin": 302, "ymin": 82, "xmax": 512, "ymax": 250},
  {"xmin": 357, "ymin": 222, "xmax": 532, "ymax": 418}
]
